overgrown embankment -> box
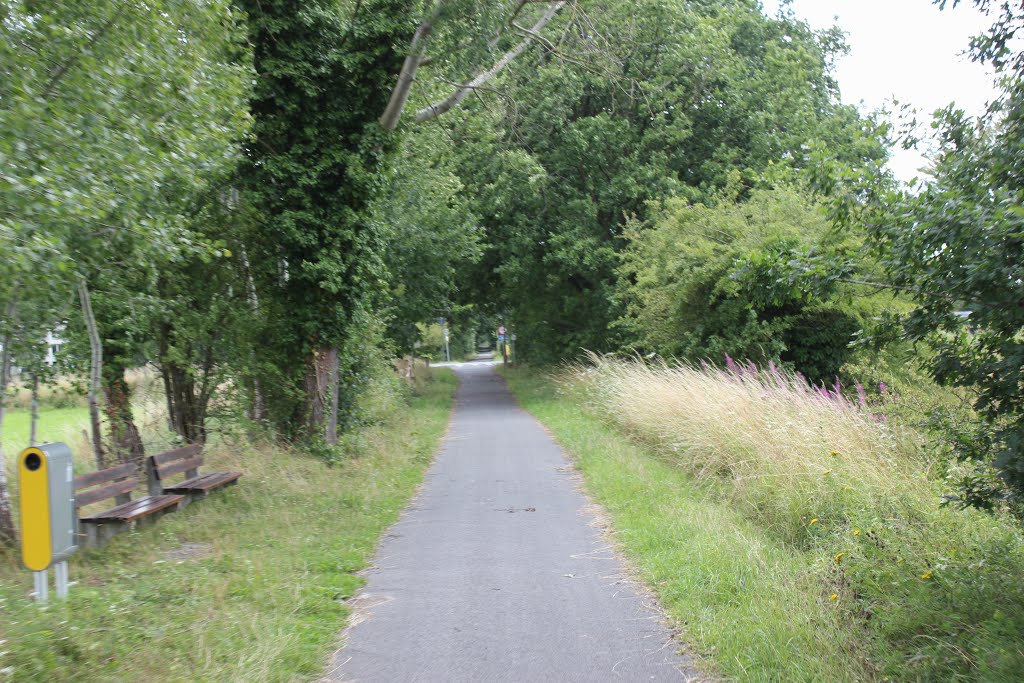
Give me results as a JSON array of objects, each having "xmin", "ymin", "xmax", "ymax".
[
  {"xmin": 0, "ymin": 370, "xmax": 457, "ymax": 682},
  {"xmin": 503, "ymin": 361, "xmax": 1024, "ymax": 682}
]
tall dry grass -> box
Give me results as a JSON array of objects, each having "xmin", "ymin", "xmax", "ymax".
[
  {"xmin": 522, "ymin": 358, "xmax": 1024, "ymax": 678},
  {"xmin": 569, "ymin": 353, "xmax": 930, "ymax": 543}
]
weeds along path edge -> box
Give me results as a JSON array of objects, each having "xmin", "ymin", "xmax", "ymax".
[{"xmin": 0, "ymin": 369, "xmax": 459, "ymax": 683}]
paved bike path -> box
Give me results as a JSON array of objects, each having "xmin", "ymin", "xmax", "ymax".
[{"xmin": 329, "ymin": 363, "xmax": 698, "ymax": 681}]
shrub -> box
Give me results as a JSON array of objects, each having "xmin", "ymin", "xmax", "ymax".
[
  {"xmin": 782, "ymin": 308, "xmax": 861, "ymax": 383},
  {"xmin": 617, "ymin": 184, "xmax": 870, "ymax": 380}
]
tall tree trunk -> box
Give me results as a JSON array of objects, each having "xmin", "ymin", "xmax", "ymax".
[
  {"xmin": 78, "ymin": 279, "xmax": 107, "ymax": 468},
  {"xmin": 378, "ymin": 3, "xmax": 443, "ymax": 130},
  {"xmin": 160, "ymin": 331, "xmax": 178, "ymax": 435},
  {"xmin": 160, "ymin": 359, "xmax": 208, "ymax": 445},
  {"xmin": 304, "ymin": 345, "xmax": 338, "ymax": 440},
  {"xmin": 102, "ymin": 366, "xmax": 145, "ymax": 468},
  {"xmin": 0, "ymin": 308, "xmax": 19, "ymax": 545}
]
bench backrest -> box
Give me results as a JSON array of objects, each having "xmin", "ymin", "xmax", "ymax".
[
  {"xmin": 75, "ymin": 463, "xmax": 139, "ymax": 510},
  {"xmin": 149, "ymin": 444, "xmax": 203, "ymax": 487}
]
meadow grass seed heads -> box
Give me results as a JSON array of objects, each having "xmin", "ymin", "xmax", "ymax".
[{"xmin": 567, "ymin": 353, "xmax": 924, "ymax": 543}]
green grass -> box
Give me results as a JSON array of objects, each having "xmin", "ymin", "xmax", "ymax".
[
  {"xmin": 502, "ymin": 368, "xmax": 866, "ymax": 681},
  {"xmin": 1, "ymin": 406, "xmax": 89, "ymax": 457},
  {"xmin": 0, "ymin": 369, "xmax": 457, "ymax": 682},
  {"xmin": 502, "ymin": 366, "xmax": 1024, "ymax": 682}
]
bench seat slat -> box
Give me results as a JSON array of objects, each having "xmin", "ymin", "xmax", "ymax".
[
  {"xmin": 79, "ymin": 494, "xmax": 184, "ymax": 523},
  {"xmin": 152, "ymin": 445, "xmax": 202, "ymax": 467},
  {"xmin": 75, "ymin": 463, "xmax": 135, "ymax": 489},
  {"xmin": 75, "ymin": 478, "xmax": 139, "ymax": 507},
  {"xmin": 165, "ymin": 471, "xmax": 241, "ymax": 493}
]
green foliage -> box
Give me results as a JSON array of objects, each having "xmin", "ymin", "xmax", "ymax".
[
  {"xmin": 782, "ymin": 308, "xmax": 862, "ymax": 383},
  {"xmin": 0, "ymin": 0, "xmax": 252, "ymax": 470},
  {"xmin": 378, "ymin": 128, "xmax": 482, "ymax": 355},
  {"xmin": 0, "ymin": 0, "xmax": 252, "ymax": 274},
  {"xmin": 239, "ymin": 0, "xmax": 413, "ymax": 437},
  {"xmin": 815, "ymin": 2, "xmax": 1024, "ymax": 512},
  {"xmin": 437, "ymin": 0, "xmax": 885, "ymax": 362},
  {"xmin": 618, "ymin": 184, "xmax": 865, "ymax": 381}
]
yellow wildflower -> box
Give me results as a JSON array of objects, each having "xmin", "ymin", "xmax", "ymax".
[
  {"xmin": 830, "ymin": 593, "xmax": 838, "ymax": 601},
  {"xmin": 834, "ymin": 552, "xmax": 845, "ymax": 565},
  {"xmin": 853, "ymin": 529, "xmax": 861, "ymax": 536},
  {"xmin": 810, "ymin": 518, "xmax": 819, "ymax": 526},
  {"xmin": 921, "ymin": 570, "xmax": 932, "ymax": 580}
]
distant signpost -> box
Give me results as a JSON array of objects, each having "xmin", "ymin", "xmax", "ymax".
[{"xmin": 497, "ymin": 325, "xmax": 508, "ymax": 365}]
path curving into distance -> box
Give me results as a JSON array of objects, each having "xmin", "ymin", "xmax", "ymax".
[{"xmin": 327, "ymin": 361, "xmax": 700, "ymax": 682}]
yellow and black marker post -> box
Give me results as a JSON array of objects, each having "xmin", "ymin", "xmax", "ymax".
[{"xmin": 18, "ymin": 443, "xmax": 77, "ymax": 601}]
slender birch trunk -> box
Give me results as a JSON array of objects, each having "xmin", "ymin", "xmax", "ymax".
[
  {"xmin": 325, "ymin": 347, "xmax": 340, "ymax": 445},
  {"xmin": 78, "ymin": 279, "xmax": 107, "ymax": 468},
  {"xmin": 0, "ymin": 303, "xmax": 18, "ymax": 544},
  {"xmin": 29, "ymin": 374, "xmax": 39, "ymax": 446},
  {"xmin": 240, "ymin": 246, "xmax": 266, "ymax": 422}
]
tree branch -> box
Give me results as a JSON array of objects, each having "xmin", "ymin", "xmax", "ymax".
[
  {"xmin": 380, "ymin": 2, "xmax": 447, "ymax": 131},
  {"xmin": 413, "ymin": 1, "xmax": 566, "ymax": 125}
]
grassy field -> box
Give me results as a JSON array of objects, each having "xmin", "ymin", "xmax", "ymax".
[
  {"xmin": 1, "ymin": 406, "xmax": 89, "ymax": 457},
  {"xmin": 0, "ymin": 369, "xmax": 457, "ymax": 682},
  {"xmin": 502, "ymin": 362, "xmax": 1024, "ymax": 682}
]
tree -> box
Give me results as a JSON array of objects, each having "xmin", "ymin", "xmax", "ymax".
[
  {"xmin": 443, "ymin": 0, "xmax": 885, "ymax": 361},
  {"xmin": 239, "ymin": 0, "xmax": 575, "ymax": 441},
  {"xmin": 617, "ymin": 182, "xmax": 864, "ymax": 381},
  {"xmin": 1, "ymin": 0, "xmax": 251, "ymax": 469},
  {"xmin": 815, "ymin": 0, "xmax": 1024, "ymax": 511},
  {"xmin": 378, "ymin": 128, "xmax": 481, "ymax": 355}
]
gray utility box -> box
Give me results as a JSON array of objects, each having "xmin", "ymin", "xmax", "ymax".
[{"xmin": 19, "ymin": 443, "xmax": 78, "ymax": 571}]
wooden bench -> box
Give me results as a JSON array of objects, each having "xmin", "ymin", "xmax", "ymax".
[
  {"xmin": 75, "ymin": 464, "xmax": 185, "ymax": 547},
  {"xmin": 146, "ymin": 444, "xmax": 241, "ymax": 506}
]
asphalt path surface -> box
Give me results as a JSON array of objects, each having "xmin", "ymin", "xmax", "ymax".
[{"xmin": 329, "ymin": 361, "xmax": 699, "ymax": 682}]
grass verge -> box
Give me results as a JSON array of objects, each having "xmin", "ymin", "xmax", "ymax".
[
  {"xmin": 502, "ymin": 364, "xmax": 1024, "ymax": 682},
  {"xmin": 0, "ymin": 369, "xmax": 457, "ymax": 682}
]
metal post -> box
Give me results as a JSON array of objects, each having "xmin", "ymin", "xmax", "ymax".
[
  {"xmin": 33, "ymin": 570, "xmax": 48, "ymax": 603},
  {"xmin": 55, "ymin": 561, "xmax": 69, "ymax": 599}
]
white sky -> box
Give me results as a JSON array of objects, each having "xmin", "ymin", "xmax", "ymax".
[{"xmin": 761, "ymin": 0, "xmax": 1000, "ymax": 181}]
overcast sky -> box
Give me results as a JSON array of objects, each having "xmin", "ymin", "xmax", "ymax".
[{"xmin": 760, "ymin": 0, "xmax": 1000, "ymax": 181}]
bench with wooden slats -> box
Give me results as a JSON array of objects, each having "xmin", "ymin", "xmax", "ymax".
[
  {"xmin": 146, "ymin": 444, "xmax": 241, "ymax": 505},
  {"xmin": 75, "ymin": 463, "xmax": 184, "ymax": 547}
]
